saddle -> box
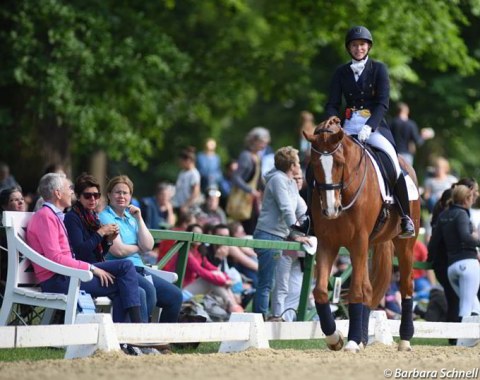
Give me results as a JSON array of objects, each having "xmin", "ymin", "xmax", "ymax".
[
  {"xmin": 361, "ymin": 145, "xmax": 396, "ymax": 239},
  {"xmin": 364, "ymin": 145, "xmax": 397, "ymax": 193}
]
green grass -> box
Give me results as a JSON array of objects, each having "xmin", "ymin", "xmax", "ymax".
[
  {"xmin": 409, "ymin": 337, "xmax": 450, "ymax": 346},
  {"xmin": 0, "ymin": 337, "xmax": 450, "ymax": 361},
  {"xmin": 0, "ymin": 347, "xmax": 65, "ymax": 362}
]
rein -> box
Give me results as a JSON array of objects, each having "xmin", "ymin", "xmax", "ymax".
[
  {"xmin": 341, "ymin": 138, "xmax": 368, "ymax": 210},
  {"xmin": 311, "ymin": 135, "xmax": 369, "ymax": 211}
]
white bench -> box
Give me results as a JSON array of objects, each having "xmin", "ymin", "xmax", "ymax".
[{"xmin": 0, "ymin": 211, "xmax": 177, "ymax": 325}]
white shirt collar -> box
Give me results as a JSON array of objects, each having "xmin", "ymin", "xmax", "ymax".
[{"xmin": 350, "ymin": 56, "xmax": 369, "ymax": 81}]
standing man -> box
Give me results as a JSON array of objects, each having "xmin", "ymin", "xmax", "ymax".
[{"xmin": 390, "ymin": 102, "xmax": 434, "ymax": 166}]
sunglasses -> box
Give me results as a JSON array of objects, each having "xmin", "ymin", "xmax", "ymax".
[{"xmin": 82, "ymin": 192, "xmax": 101, "ymax": 200}]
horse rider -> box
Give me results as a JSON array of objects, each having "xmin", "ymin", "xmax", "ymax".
[{"xmin": 295, "ymin": 26, "xmax": 415, "ymax": 238}]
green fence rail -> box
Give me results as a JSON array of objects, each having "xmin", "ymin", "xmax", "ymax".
[
  {"xmin": 150, "ymin": 229, "xmax": 433, "ymax": 321},
  {"xmin": 151, "ymin": 229, "xmax": 316, "ymax": 321}
]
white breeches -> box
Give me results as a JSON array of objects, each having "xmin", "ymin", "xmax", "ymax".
[
  {"xmin": 272, "ymin": 253, "xmax": 303, "ymax": 321},
  {"xmin": 448, "ymin": 258, "xmax": 480, "ymax": 317},
  {"xmin": 367, "ymin": 132, "xmax": 402, "ymax": 177},
  {"xmin": 344, "ymin": 113, "xmax": 401, "ymax": 177}
]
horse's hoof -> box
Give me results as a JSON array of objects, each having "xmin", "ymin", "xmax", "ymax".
[
  {"xmin": 398, "ymin": 340, "xmax": 412, "ymax": 352},
  {"xmin": 344, "ymin": 340, "xmax": 363, "ymax": 353},
  {"xmin": 325, "ymin": 331, "xmax": 344, "ymax": 351}
]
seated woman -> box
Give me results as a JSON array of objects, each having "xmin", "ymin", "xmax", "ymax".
[
  {"xmin": 64, "ymin": 173, "xmax": 148, "ymax": 322},
  {"xmin": 156, "ymin": 209, "xmax": 197, "ymax": 264},
  {"xmin": 99, "ymin": 175, "xmax": 183, "ymax": 323},
  {"xmin": 228, "ymin": 221, "xmax": 258, "ymax": 288},
  {"xmin": 0, "ymin": 186, "xmax": 25, "ymax": 213},
  {"xmin": 165, "ymin": 223, "xmax": 241, "ymax": 312},
  {"xmin": 0, "ymin": 186, "xmax": 26, "ymax": 290},
  {"xmin": 141, "ymin": 182, "xmax": 176, "ymax": 230},
  {"xmin": 200, "ymin": 223, "xmax": 245, "ymax": 312}
]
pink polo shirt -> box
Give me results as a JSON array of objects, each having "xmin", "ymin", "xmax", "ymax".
[{"xmin": 26, "ymin": 206, "xmax": 90, "ymax": 283}]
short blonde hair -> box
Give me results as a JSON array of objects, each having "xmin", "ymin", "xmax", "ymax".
[
  {"xmin": 274, "ymin": 146, "xmax": 299, "ymax": 172},
  {"xmin": 451, "ymin": 184, "xmax": 471, "ymax": 205},
  {"xmin": 106, "ymin": 175, "xmax": 134, "ymax": 195}
]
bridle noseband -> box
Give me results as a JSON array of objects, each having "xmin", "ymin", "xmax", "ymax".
[{"xmin": 310, "ymin": 130, "xmax": 368, "ymax": 211}]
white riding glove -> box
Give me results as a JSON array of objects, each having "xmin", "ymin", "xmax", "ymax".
[{"xmin": 358, "ymin": 125, "xmax": 372, "ymax": 142}]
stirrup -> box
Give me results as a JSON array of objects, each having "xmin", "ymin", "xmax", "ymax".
[{"xmin": 398, "ymin": 216, "xmax": 415, "ymax": 239}]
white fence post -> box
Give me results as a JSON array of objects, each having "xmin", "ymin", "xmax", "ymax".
[
  {"xmin": 371, "ymin": 310, "xmax": 394, "ymax": 345},
  {"xmin": 219, "ymin": 313, "xmax": 269, "ymax": 353},
  {"xmin": 65, "ymin": 313, "xmax": 120, "ymax": 359}
]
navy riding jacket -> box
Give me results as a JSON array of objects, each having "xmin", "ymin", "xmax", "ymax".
[{"xmin": 325, "ymin": 59, "xmax": 395, "ymax": 145}]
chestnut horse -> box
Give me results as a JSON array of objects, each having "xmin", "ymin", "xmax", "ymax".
[{"xmin": 303, "ymin": 116, "xmax": 421, "ymax": 352}]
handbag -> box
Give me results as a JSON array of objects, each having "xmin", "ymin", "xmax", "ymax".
[
  {"xmin": 226, "ymin": 186, "xmax": 254, "ymax": 221},
  {"xmin": 226, "ymin": 153, "xmax": 260, "ymax": 221}
]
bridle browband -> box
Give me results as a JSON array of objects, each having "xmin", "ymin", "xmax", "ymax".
[{"xmin": 310, "ymin": 132, "xmax": 369, "ymax": 211}]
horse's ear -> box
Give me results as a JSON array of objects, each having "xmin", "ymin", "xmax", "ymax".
[{"xmin": 326, "ymin": 116, "xmax": 341, "ymax": 126}]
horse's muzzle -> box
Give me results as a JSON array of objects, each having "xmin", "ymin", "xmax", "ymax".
[{"xmin": 322, "ymin": 205, "xmax": 343, "ymax": 219}]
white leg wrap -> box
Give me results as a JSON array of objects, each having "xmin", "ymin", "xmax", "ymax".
[
  {"xmin": 398, "ymin": 340, "xmax": 412, "ymax": 351},
  {"xmin": 344, "ymin": 340, "xmax": 364, "ymax": 353},
  {"xmin": 325, "ymin": 330, "xmax": 344, "ymax": 351}
]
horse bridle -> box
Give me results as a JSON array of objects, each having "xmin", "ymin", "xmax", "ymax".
[{"xmin": 310, "ymin": 130, "xmax": 369, "ymax": 211}]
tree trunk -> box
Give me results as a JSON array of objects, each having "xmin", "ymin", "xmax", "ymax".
[
  {"xmin": 37, "ymin": 120, "xmax": 72, "ymax": 178},
  {"xmin": 89, "ymin": 150, "xmax": 108, "ymax": 200}
]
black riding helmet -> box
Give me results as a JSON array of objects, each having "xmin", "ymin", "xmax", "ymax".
[{"xmin": 345, "ymin": 26, "xmax": 373, "ymax": 48}]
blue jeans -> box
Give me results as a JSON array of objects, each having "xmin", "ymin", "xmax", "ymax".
[
  {"xmin": 40, "ymin": 260, "xmax": 140, "ymax": 323},
  {"xmin": 136, "ymin": 267, "xmax": 183, "ymax": 323},
  {"xmin": 252, "ymin": 229, "xmax": 284, "ymax": 316}
]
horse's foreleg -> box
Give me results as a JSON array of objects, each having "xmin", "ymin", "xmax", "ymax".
[
  {"xmin": 361, "ymin": 304, "xmax": 371, "ymax": 347},
  {"xmin": 313, "ymin": 248, "xmax": 343, "ymax": 350},
  {"xmin": 361, "ymin": 258, "xmax": 374, "ymax": 347},
  {"xmin": 394, "ymin": 239, "xmax": 415, "ymax": 351},
  {"xmin": 346, "ymin": 237, "xmax": 370, "ymax": 350}
]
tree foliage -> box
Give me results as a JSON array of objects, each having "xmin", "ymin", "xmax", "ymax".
[{"xmin": 0, "ymin": 0, "xmax": 479, "ymax": 189}]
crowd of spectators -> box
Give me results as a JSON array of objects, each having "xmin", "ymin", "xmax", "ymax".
[{"xmin": 1, "ymin": 106, "xmax": 479, "ymax": 346}]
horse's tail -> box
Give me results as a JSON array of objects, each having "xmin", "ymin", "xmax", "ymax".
[{"xmin": 370, "ymin": 241, "xmax": 394, "ymax": 308}]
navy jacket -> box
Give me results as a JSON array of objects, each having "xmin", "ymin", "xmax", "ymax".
[
  {"xmin": 390, "ymin": 117, "xmax": 423, "ymax": 154},
  {"xmin": 64, "ymin": 210, "xmax": 110, "ymax": 264},
  {"xmin": 325, "ymin": 59, "xmax": 394, "ymax": 145},
  {"xmin": 428, "ymin": 205, "xmax": 480, "ymax": 267}
]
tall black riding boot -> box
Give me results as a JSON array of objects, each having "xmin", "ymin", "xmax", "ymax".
[{"xmin": 393, "ymin": 174, "xmax": 415, "ymax": 239}]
